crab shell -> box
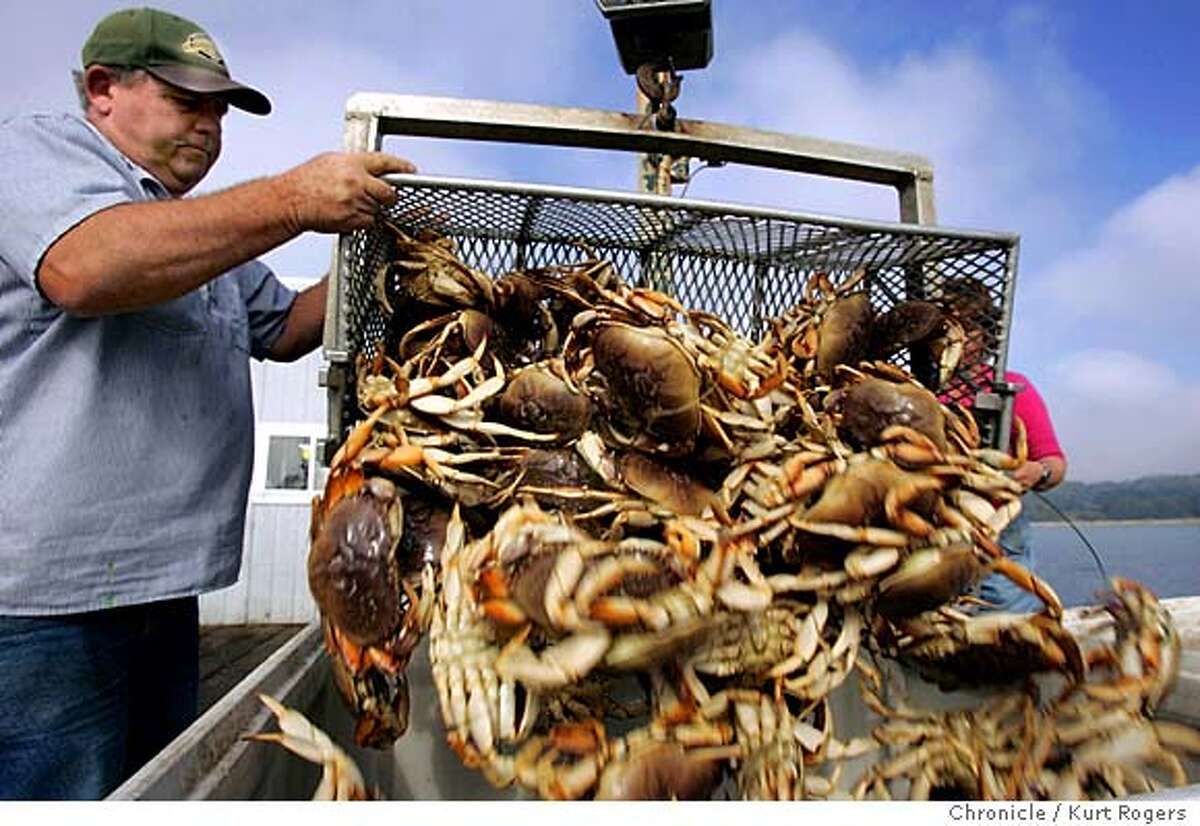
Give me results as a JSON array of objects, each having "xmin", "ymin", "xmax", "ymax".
[
  {"xmin": 837, "ymin": 377, "xmax": 948, "ymax": 451},
  {"xmin": 493, "ymin": 272, "xmax": 560, "ymax": 364},
  {"xmin": 307, "ymin": 478, "xmax": 404, "ymax": 647},
  {"xmin": 868, "ymin": 300, "xmax": 944, "ymax": 359},
  {"xmin": 815, "ymin": 292, "xmax": 873, "ymax": 375},
  {"xmin": 595, "ymin": 741, "xmax": 725, "ymax": 800},
  {"xmin": 396, "ymin": 493, "xmax": 450, "ymax": 577},
  {"xmin": 591, "ymin": 323, "xmax": 702, "ymax": 452},
  {"xmin": 895, "ymin": 611, "xmax": 1086, "ymax": 690},
  {"xmin": 515, "ymin": 447, "xmax": 612, "ymax": 513},
  {"xmin": 498, "ymin": 364, "xmax": 592, "ymax": 439},
  {"xmin": 802, "ymin": 458, "xmax": 937, "ymax": 527},
  {"xmin": 381, "ymin": 229, "xmax": 495, "ymax": 316},
  {"xmin": 618, "ymin": 451, "xmax": 723, "ymax": 518},
  {"xmin": 396, "ymin": 308, "xmax": 495, "ymax": 362},
  {"xmin": 875, "ymin": 542, "xmax": 985, "ymax": 619}
]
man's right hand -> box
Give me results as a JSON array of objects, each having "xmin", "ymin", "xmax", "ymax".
[{"xmin": 277, "ymin": 152, "xmax": 417, "ymax": 234}]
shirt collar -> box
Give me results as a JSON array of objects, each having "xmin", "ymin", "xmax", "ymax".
[{"xmin": 78, "ymin": 115, "xmax": 173, "ymax": 199}]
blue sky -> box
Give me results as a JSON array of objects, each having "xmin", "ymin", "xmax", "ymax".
[{"xmin": 3, "ymin": 1, "xmax": 1197, "ymax": 482}]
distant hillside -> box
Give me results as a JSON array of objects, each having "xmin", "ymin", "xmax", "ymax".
[{"xmin": 1024, "ymin": 474, "xmax": 1200, "ymax": 522}]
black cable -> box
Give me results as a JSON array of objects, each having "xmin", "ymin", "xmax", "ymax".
[
  {"xmin": 1031, "ymin": 488, "xmax": 1112, "ymax": 586},
  {"xmin": 679, "ymin": 159, "xmax": 725, "ymax": 198}
]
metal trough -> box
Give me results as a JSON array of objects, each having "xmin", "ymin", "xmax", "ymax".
[{"xmin": 112, "ymin": 599, "xmax": 1200, "ymax": 800}]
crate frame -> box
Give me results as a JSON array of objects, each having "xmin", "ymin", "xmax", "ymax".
[{"xmin": 324, "ymin": 94, "xmax": 1020, "ymax": 452}]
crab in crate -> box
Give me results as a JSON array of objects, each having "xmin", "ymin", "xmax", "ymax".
[
  {"xmin": 764, "ymin": 269, "xmax": 874, "ymax": 379},
  {"xmin": 867, "ymin": 300, "xmax": 945, "ymax": 361},
  {"xmin": 725, "ymin": 448, "xmax": 948, "ymax": 580},
  {"xmin": 678, "ymin": 309, "xmax": 790, "ymax": 402},
  {"xmin": 461, "ymin": 501, "xmax": 755, "ymax": 681},
  {"xmin": 428, "ymin": 505, "xmax": 544, "ymax": 787},
  {"xmin": 571, "ymin": 433, "xmax": 732, "ymax": 530},
  {"xmin": 497, "ymin": 360, "xmax": 593, "ymax": 441},
  {"xmin": 375, "ymin": 225, "xmax": 494, "ymax": 323},
  {"xmin": 293, "ymin": 206, "xmax": 1200, "ymax": 801},
  {"xmin": 567, "ymin": 316, "xmax": 704, "ymax": 458},
  {"xmin": 828, "ymin": 365, "xmax": 950, "ymax": 454},
  {"xmin": 306, "ymin": 392, "xmax": 468, "ymax": 747},
  {"xmin": 426, "ymin": 500, "xmax": 769, "ymax": 794},
  {"xmin": 871, "ymin": 532, "xmax": 1053, "ymax": 620}
]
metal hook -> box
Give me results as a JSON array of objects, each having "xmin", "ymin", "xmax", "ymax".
[{"xmin": 635, "ymin": 61, "xmax": 682, "ymax": 131}]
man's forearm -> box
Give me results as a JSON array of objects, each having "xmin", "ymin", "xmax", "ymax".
[
  {"xmin": 38, "ymin": 175, "xmax": 300, "ymax": 315},
  {"xmin": 37, "ymin": 150, "xmax": 415, "ymax": 316}
]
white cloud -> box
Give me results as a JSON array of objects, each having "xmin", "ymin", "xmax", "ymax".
[
  {"xmin": 1046, "ymin": 350, "xmax": 1200, "ymax": 481},
  {"xmin": 1056, "ymin": 349, "xmax": 1179, "ymax": 400},
  {"xmin": 1037, "ymin": 166, "xmax": 1200, "ymax": 329},
  {"xmin": 1012, "ymin": 165, "xmax": 1200, "ymax": 482}
]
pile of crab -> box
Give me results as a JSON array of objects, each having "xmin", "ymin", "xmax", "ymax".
[{"xmin": 258, "ymin": 226, "xmax": 1200, "ymax": 800}]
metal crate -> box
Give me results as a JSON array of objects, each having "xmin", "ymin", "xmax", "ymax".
[{"xmin": 325, "ymin": 174, "xmax": 1019, "ymax": 450}]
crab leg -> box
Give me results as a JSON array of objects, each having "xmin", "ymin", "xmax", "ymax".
[{"xmin": 246, "ymin": 694, "xmax": 369, "ymax": 800}]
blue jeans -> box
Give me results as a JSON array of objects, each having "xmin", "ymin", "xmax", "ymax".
[
  {"xmin": 976, "ymin": 507, "xmax": 1045, "ymax": 614},
  {"xmin": 0, "ymin": 596, "xmax": 199, "ymax": 800}
]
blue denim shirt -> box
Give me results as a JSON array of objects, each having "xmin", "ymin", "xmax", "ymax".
[{"xmin": 0, "ymin": 112, "xmax": 297, "ymax": 614}]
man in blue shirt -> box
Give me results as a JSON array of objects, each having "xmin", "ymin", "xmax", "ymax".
[{"xmin": 0, "ymin": 8, "xmax": 415, "ymax": 798}]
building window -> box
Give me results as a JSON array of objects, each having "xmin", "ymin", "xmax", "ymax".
[
  {"xmin": 265, "ymin": 435, "xmax": 311, "ymax": 490},
  {"xmin": 253, "ymin": 425, "xmax": 329, "ymax": 502}
]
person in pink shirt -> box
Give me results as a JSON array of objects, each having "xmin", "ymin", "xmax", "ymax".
[
  {"xmin": 975, "ymin": 368, "xmax": 1068, "ymax": 613},
  {"xmin": 941, "ymin": 279, "xmax": 1068, "ymax": 613},
  {"xmin": 1006, "ymin": 369, "xmax": 1067, "ymax": 493}
]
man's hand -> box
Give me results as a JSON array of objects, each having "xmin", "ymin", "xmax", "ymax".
[{"xmin": 276, "ymin": 152, "xmax": 417, "ymax": 234}]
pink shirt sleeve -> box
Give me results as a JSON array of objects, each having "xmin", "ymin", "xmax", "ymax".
[{"xmin": 1006, "ymin": 370, "xmax": 1064, "ymax": 461}]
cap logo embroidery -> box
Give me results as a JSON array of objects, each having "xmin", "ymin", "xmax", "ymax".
[{"xmin": 181, "ymin": 32, "xmax": 226, "ymax": 67}]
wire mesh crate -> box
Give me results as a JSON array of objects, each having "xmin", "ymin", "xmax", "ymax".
[{"xmin": 326, "ymin": 174, "xmax": 1019, "ymax": 451}]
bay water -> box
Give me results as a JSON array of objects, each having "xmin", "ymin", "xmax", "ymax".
[{"xmin": 1032, "ymin": 519, "xmax": 1200, "ymax": 608}]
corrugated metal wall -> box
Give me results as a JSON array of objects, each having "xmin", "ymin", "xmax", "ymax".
[
  {"xmin": 200, "ymin": 278, "xmax": 329, "ymax": 625},
  {"xmin": 251, "ymin": 347, "xmax": 328, "ymax": 425}
]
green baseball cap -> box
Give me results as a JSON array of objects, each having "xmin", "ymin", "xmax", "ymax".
[{"xmin": 81, "ymin": 7, "xmax": 271, "ymax": 115}]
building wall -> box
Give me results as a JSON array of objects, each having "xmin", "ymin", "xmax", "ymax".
[{"xmin": 198, "ymin": 500, "xmax": 317, "ymax": 624}]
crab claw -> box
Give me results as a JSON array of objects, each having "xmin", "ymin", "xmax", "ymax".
[
  {"xmin": 246, "ymin": 694, "xmax": 371, "ymax": 800},
  {"xmin": 495, "ymin": 625, "xmax": 611, "ymax": 688}
]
